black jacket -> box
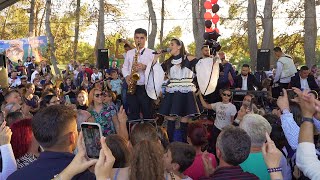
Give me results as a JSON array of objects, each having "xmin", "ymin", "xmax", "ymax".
[
  {"xmin": 290, "ymin": 73, "xmax": 320, "ymax": 92},
  {"xmin": 234, "ymin": 74, "xmax": 262, "ymax": 90}
]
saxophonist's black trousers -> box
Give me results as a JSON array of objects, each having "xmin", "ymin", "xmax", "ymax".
[{"xmin": 126, "ymin": 85, "xmax": 153, "ymax": 120}]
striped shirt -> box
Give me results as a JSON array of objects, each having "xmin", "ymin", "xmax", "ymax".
[{"xmin": 200, "ymin": 166, "xmax": 259, "ymax": 180}]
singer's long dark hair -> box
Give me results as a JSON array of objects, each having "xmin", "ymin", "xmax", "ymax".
[{"xmin": 162, "ymin": 38, "xmax": 188, "ymax": 73}]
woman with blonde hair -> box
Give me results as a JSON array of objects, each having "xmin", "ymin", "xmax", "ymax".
[
  {"xmin": 130, "ymin": 140, "xmax": 178, "ymax": 180},
  {"xmin": 76, "ymin": 90, "xmax": 89, "ymax": 110},
  {"xmin": 88, "ymin": 88, "xmax": 128, "ymax": 139}
]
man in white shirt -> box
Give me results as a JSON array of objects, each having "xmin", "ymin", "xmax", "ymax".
[
  {"xmin": 122, "ymin": 28, "xmax": 155, "ymax": 120},
  {"xmin": 273, "ymin": 47, "xmax": 297, "ymax": 97},
  {"xmin": 234, "ymin": 64, "xmax": 261, "ymax": 91},
  {"xmin": 290, "ymin": 66, "xmax": 320, "ymax": 92},
  {"xmin": 30, "ymin": 65, "xmax": 40, "ymax": 83}
]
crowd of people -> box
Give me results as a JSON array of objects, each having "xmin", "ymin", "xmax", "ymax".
[{"xmin": 0, "ymin": 27, "xmax": 320, "ymax": 180}]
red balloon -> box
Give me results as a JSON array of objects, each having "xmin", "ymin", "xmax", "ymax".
[
  {"xmin": 213, "ymin": 28, "xmax": 220, "ymax": 33},
  {"xmin": 205, "ymin": 27, "xmax": 214, "ymax": 32},
  {"xmin": 204, "ymin": 12, "xmax": 212, "ymax": 20},
  {"xmin": 204, "ymin": 1, "xmax": 212, "ymax": 9},
  {"xmin": 211, "ymin": 0, "xmax": 218, "ymax": 4},
  {"xmin": 212, "ymin": 14, "xmax": 220, "ymax": 24}
]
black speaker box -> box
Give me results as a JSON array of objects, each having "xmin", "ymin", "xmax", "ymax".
[
  {"xmin": 97, "ymin": 49, "xmax": 109, "ymax": 70},
  {"xmin": 257, "ymin": 49, "xmax": 270, "ymax": 71},
  {"xmin": 0, "ymin": 54, "xmax": 5, "ymax": 68}
]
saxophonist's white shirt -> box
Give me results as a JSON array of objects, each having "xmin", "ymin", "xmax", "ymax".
[{"xmin": 122, "ymin": 47, "xmax": 155, "ymax": 86}]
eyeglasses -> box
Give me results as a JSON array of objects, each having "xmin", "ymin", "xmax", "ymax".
[
  {"xmin": 222, "ymin": 93, "xmax": 232, "ymax": 97},
  {"xmin": 94, "ymin": 93, "xmax": 105, "ymax": 98}
]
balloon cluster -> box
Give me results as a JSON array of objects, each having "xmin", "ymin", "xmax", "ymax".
[{"xmin": 203, "ymin": 0, "xmax": 221, "ymax": 55}]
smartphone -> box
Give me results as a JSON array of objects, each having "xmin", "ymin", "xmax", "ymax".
[
  {"xmin": 65, "ymin": 95, "xmax": 71, "ymax": 104},
  {"xmin": 285, "ymin": 89, "xmax": 298, "ymax": 99},
  {"xmin": 81, "ymin": 122, "xmax": 103, "ymax": 158}
]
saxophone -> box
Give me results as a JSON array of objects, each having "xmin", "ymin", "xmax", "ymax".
[{"xmin": 127, "ymin": 44, "xmax": 140, "ymax": 95}]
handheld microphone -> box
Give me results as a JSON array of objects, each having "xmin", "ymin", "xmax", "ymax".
[{"xmin": 152, "ymin": 48, "xmax": 171, "ymax": 54}]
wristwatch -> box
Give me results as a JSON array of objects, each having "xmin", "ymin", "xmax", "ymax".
[{"xmin": 301, "ymin": 117, "xmax": 314, "ymax": 124}]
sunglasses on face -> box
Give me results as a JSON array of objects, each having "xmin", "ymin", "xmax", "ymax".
[
  {"xmin": 222, "ymin": 93, "xmax": 232, "ymax": 97},
  {"xmin": 94, "ymin": 93, "xmax": 105, "ymax": 98}
]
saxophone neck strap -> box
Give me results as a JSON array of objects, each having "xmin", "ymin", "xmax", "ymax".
[{"xmin": 135, "ymin": 48, "xmax": 145, "ymax": 55}]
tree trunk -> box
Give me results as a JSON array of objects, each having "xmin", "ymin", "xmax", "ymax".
[
  {"xmin": 29, "ymin": 0, "xmax": 36, "ymax": 36},
  {"xmin": 159, "ymin": 0, "xmax": 165, "ymax": 62},
  {"xmin": 94, "ymin": 0, "xmax": 105, "ymax": 67},
  {"xmin": 39, "ymin": 7, "xmax": 46, "ymax": 36},
  {"xmin": 34, "ymin": 0, "xmax": 40, "ymax": 36},
  {"xmin": 146, "ymin": 0, "xmax": 157, "ymax": 49},
  {"xmin": 247, "ymin": 0, "xmax": 258, "ymax": 70},
  {"xmin": 74, "ymin": 0, "xmax": 81, "ymax": 61},
  {"xmin": 261, "ymin": 0, "xmax": 274, "ymax": 67},
  {"xmin": 304, "ymin": 0, "xmax": 317, "ymax": 67},
  {"xmin": 192, "ymin": 0, "xmax": 205, "ymax": 57},
  {"xmin": 45, "ymin": 0, "xmax": 60, "ymax": 76}
]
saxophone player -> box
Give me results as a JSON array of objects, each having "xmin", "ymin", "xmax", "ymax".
[{"xmin": 121, "ymin": 28, "xmax": 155, "ymax": 120}]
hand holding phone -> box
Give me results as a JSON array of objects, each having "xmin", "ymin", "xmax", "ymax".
[
  {"xmin": 65, "ymin": 95, "xmax": 71, "ymax": 104},
  {"xmin": 81, "ymin": 122, "xmax": 103, "ymax": 159}
]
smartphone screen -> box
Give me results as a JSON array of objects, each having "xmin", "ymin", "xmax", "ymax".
[
  {"xmin": 81, "ymin": 123, "xmax": 102, "ymax": 158},
  {"xmin": 65, "ymin": 95, "xmax": 71, "ymax": 104}
]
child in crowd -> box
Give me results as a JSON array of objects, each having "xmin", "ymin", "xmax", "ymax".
[
  {"xmin": 107, "ymin": 70, "xmax": 122, "ymax": 101},
  {"xmin": 199, "ymin": 88, "xmax": 237, "ymax": 154},
  {"xmin": 164, "ymin": 142, "xmax": 196, "ymax": 180}
]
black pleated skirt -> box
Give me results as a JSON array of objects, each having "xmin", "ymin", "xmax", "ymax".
[{"xmin": 158, "ymin": 91, "xmax": 202, "ymax": 117}]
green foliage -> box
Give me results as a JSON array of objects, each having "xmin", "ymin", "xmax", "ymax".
[
  {"xmin": 0, "ymin": 4, "xmax": 29, "ymax": 39},
  {"xmin": 77, "ymin": 42, "xmax": 95, "ymax": 63},
  {"xmin": 104, "ymin": 32, "xmax": 134, "ymax": 59},
  {"xmin": 219, "ymin": 34, "xmax": 250, "ymax": 68},
  {"xmin": 155, "ymin": 26, "xmax": 182, "ymax": 61},
  {"xmin": 156, "ymin": 26, "xmax": 182, "ymax": 49},
  {"xmin": 187, "ymin": 42, "xmax": 196, "ymax": 55},
  {"xmin": 274, "ymin": 32, "xmax": 304, "ymax": 64}
]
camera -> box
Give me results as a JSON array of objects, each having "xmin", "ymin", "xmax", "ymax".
[{"xmin": 203, "ymin": 31, "xmax": 221, "ymax": 56}]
